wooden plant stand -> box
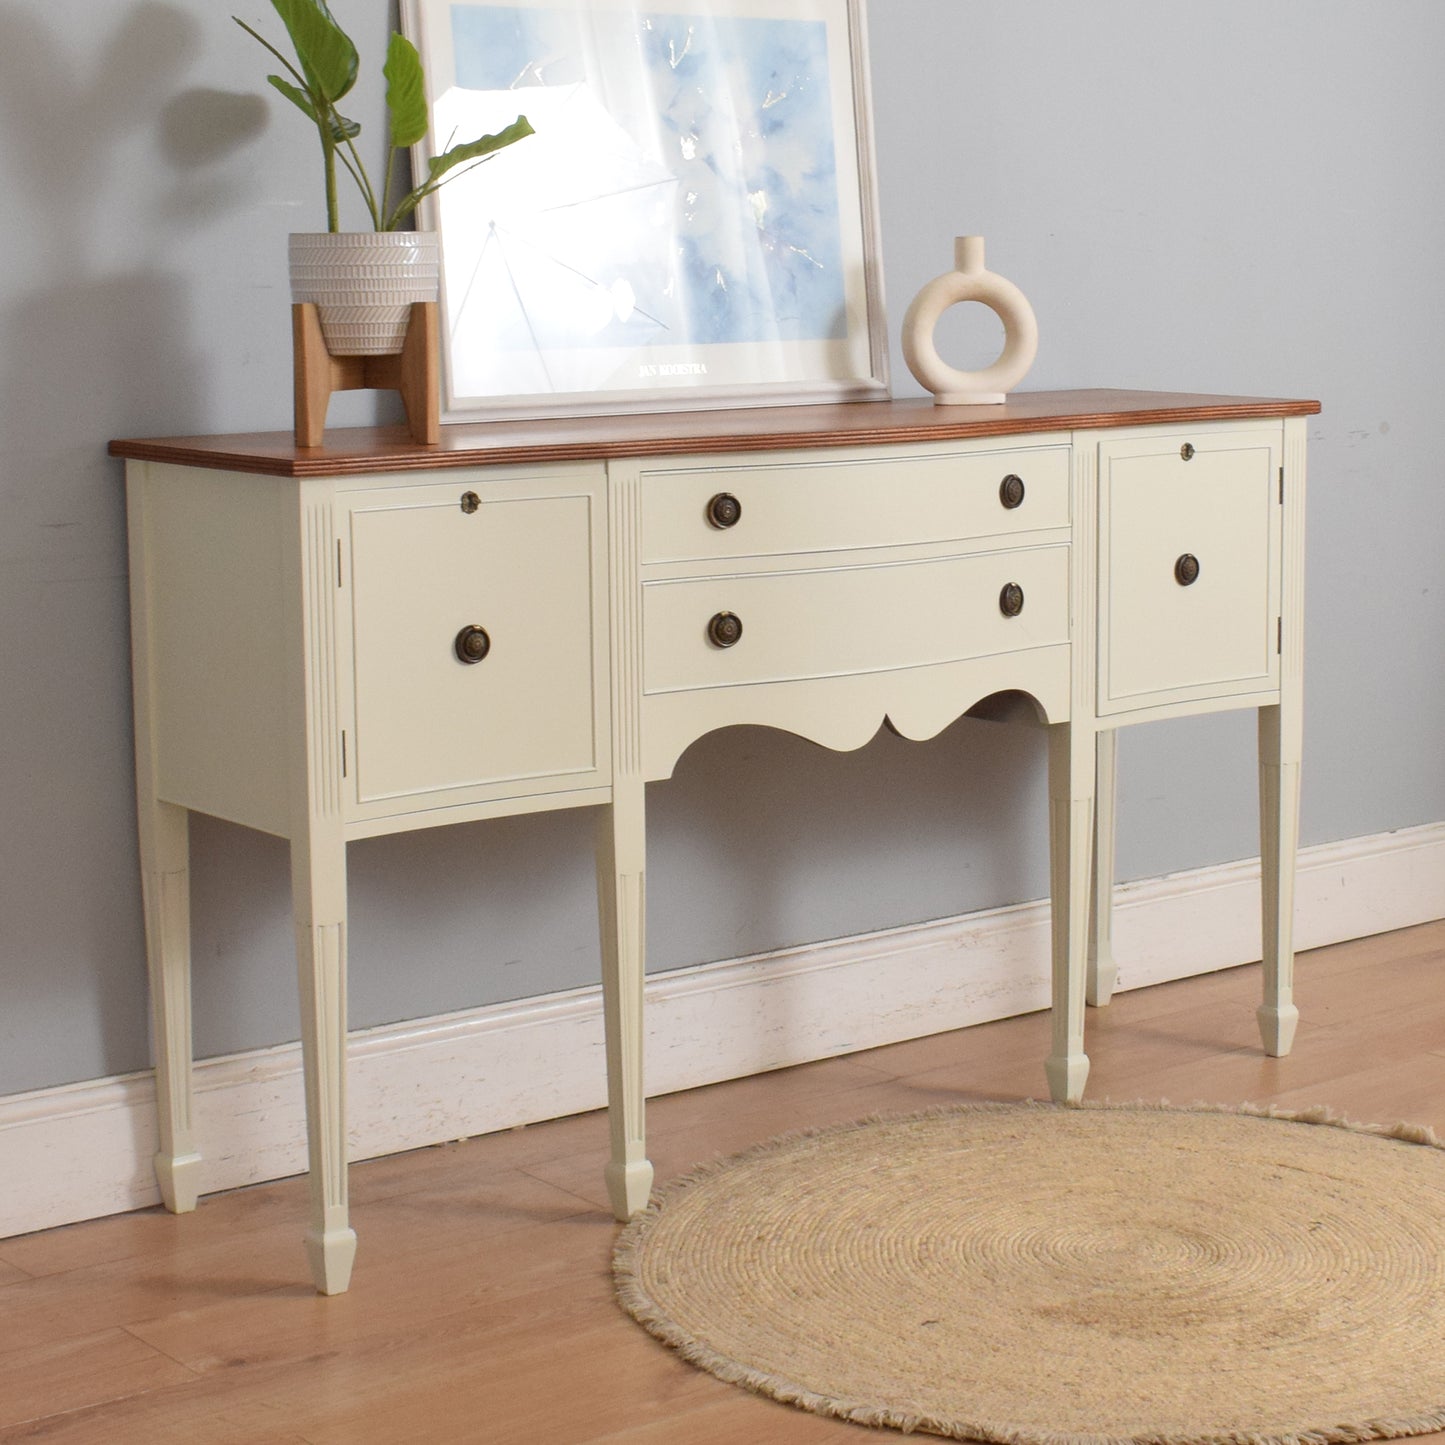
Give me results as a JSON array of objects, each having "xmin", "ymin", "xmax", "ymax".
[{"xmin": 292, "ymin": 301, "xmax": 440, "ymax": 448}]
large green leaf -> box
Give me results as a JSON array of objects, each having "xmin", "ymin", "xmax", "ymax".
[
  {"xmin": 385, "ymin": 114, "xmax": 533, "ymax": 227},
  {"xmin": 270, "ymin": 0, "xmax": 357, "ymax": 103},
  {"xmin": 426, "ymin": 115, "xmax": 535, "ymax": 183},
  {"xmin": 267, "ymin": 72, "xmax": 318, "ymax": 123},
  {"xmin": 267, "ymin": 76, "xmax": 360, "ymax": 140},
  {"xmin": 383, "ymin": 34, "xmax": 428, "ymax": 150}
]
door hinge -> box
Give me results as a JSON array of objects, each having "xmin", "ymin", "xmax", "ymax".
[
  {"xmin": 341, "ymin": 730, "xmax": 348, "ymax": 777},
  {"xmin": 337, "ymin": 539, "xmax": 343, "ymax": 587},
  {"xmin": 1279, "ymin": 465, "xmax": 1285, "ymax": 504},
  {"xmin": 1277, "ymin": 617, "xmax": 1283, "ymax": 654}
]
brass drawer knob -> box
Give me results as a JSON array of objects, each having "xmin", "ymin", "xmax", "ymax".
[
  {"xmin": 1174, "ymin": 553, "xmax": 1201, "ymax": 587},
  {"xmin": 454, "ymin": 624, "xmax": 492, "ymax": 664},
  {"xmin": 707, "ymin": 492, "xmax": 742, "ymax": 529},
  {"xmin": 999, "ymin": 473, "xmax": 1026, "ymax": 509},
  {"xmin": 460, "ymin": 491, "xmax": 481, "ymax": 514},
  {"xmin": 1180, "ymin": 443, "xmax": 1196, "ymax": 461},
  {"xmin": 999, "ymin": 583, "xmax": 1025, "ymax": 618},
  {"xmin": 707, "ymin": 611, "xmax": 743, "ymax": 648}
]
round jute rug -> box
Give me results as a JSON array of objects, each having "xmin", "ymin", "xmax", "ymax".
[{"xmin": 613, "ymin": 1102, "xmax": 1445, "ymax": 1444}]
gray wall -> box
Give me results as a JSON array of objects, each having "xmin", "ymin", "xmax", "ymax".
[{"xmin": 2, "ymin": 1, "xmax": 1441, "ymax": 1096}]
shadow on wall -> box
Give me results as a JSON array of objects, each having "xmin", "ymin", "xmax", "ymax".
[
  {"xmin": 0, "ymin": 2, "xmax": 275, "ymax": 1086},
  {"xmin": 0, "ymin": 1, "xmax": 269, "ymax": 442},
  {"xmin": 649, "ymin": 714, "xmax": 1049, "ymax": 970}
]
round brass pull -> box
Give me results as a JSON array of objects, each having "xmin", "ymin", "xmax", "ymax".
[
  {"xmin": 1180, "ymin": 443, "xmax": 1196, "ymax": 461},
  {"xmin": 454, "ymin": 624, "xmax": 491, "ymax": 664},
  {"xmin": 999, "ymin": 473, "xmax": 1026, "ymax": 510},
  {"xmin": 999, "ymin": 583, "xmax": 1025, "ymax": 618},
  {"xmin": 1174, "ymin": 553, "xmax": 1201, "ymax": 587},
  {"xmin": 460, "ymin": 491, "xmax": 481, "ymax": 514},
  {"xmin": 707, "ymin": 611, "xmax": 743, "ymax": 648},
  {"xmin": 707, "ymin": 492, "xmax": 742, "ymax": 529}
]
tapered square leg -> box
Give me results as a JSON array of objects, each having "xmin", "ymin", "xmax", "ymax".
[
  {"xmin": 291, "ymin": 833, "xmax": 355, "ymax": 1295},
  {"xmin": 1088, "ymin": 728, "xmax": 1119, "ymax": 1008},
  {"xmin": 595, "ymin": 779, "xmax": 654, "ymax": 1220},
  {"xmin": 1046, "ymin": 723, "xmax": 1094, "ymax": 1103},
  {"xmin": 1258, "ymin": 705, "xmax": 1301, "ymax": 1056},
  {"xmin": 139, "ymin": 800, "xmax": 202, "ymax": 1213},
  {"xmin": 129, "ymin": 468, "xmax": 204, "ymax": 1215}
]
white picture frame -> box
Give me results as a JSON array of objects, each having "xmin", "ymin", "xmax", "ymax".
[{"xmin": 401, "ymin": 0, "xmax": 887, "ymax": 420}]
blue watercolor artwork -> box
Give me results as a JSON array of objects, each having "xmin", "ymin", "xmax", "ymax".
[{"xmin": 447, "ymin": 4, "xmax": 848, "ymax": 353}]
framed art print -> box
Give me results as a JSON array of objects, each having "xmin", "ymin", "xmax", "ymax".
[{"xmin": 402, "ymin": 0, "xmax": 887, "ymax": 419}]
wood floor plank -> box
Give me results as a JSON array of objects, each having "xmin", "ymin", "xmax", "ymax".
[
  {"xmin": 126, "ymin": 1201, "xmax": 617, "ymax": 1376},
  {"xmin": 2, "ymin": 921, "xmax": 1441, "ymax": 1443},
  {"xmin": 846, "ymin": 1007, "xmax": 1046, "ymax": 1083},
  {"xmin": 1272, "ymin": 919, "xmax": 1444, "ymax": 980},
  {"xmin": 1268, "ymin": 1048, "xmax": 1445, "ymax": 1129},
  {"xmin": 293, "ymin": 1319, "xmax": 718, "ymax": 1445},
  {"xmin": 587, "ymin": 1396, "xmax": 868, "ymax": 1443},
  {"xmin": 521, "ymin": 1074, "xmax": 944, "ymax": 1210},
  {"xmin": 0, "ymin": 1165, "xmax": 595, "ymax": 1357},
  {"xmin": 0, "ymin": 1170, "xmax": 311, "ymax": 1281},
  {"xmin": 0, "ymin": 1216, "xmax": 322, "ymax": 1354},
  {"xmin": 0, "ymin": 1328, "xmax": 197, "ymax": 1432},
  {"xmin": 0, "ymin": 1392, "xmax": 317, "ymax": 1445}
]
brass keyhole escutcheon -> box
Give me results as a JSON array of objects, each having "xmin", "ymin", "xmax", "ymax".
[
  {"xmin": 999, "ymin": 474, "xmax": 1026, "ymax": 509},
  {"xmin": 1175, "ymin": 553, "xmax": 1201, "ymax": 587},
  {"xmin": 707, "ymin": 611, "xmax": 743, "ymax": 648},
  {"xmin": 1180, "ymin": 443, "xmax": 1196, "ymax": 461},
  {"xmin": 460, "ymin": 491, "xmax": 481, "ymax": 514},
  {"xmin": 999, "ymin": 582, "xmax": 1025, "ymax": 618},
  {"xmin": 454, "ymin": 624, "xmax": 491, "ymax": 663},
  {"xmin": 707, "ymin": 492, "xmax": 742, "ymax": 529}
]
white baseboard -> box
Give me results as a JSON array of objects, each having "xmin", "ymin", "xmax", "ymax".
[{"xmin": 4, "ymin": 822, "xmax": 1442, "ymax": 1239}]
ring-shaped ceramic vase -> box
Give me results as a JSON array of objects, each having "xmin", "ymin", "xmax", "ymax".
[{"xmin": 902, "ymin": 236, "xmax": 1038, "ymax": 405}]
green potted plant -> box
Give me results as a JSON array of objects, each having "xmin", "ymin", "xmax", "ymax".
[{"xmin": 235, "ymin": 0, "xmax": 532, "ymax": 356}]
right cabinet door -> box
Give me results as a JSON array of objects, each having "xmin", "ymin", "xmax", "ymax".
[{"xmin": 1097, "ymin": 427, "xmax": 1282, "ymax": 715}]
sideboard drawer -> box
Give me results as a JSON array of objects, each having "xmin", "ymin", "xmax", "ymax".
[
  {"xmin": 1098, "ymin": 430, "xmax": 1282, "ymax": 713},
  {"xmin": 344, "ymin": 472, "xmax": 608, "ymax": 809},
  {"xmin": 643, "ymin": 545, "xmax": 1068, "ymax": 694},
  {"xmin": 640, "ymin": 444, "xmax": 1069, "ymax": 565}
]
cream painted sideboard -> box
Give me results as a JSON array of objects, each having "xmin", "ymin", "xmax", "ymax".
[{"xmin": 112, "ymin": 389, "xmax": 1319, "ymax": 1294}]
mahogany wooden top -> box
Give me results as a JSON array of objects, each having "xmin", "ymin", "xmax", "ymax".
[{"xmin": 109, "ymin": 390, "xmax": 1321, "ymax": 478}]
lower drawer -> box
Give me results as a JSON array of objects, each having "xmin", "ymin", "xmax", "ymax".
[{"xmin": 643, "ymin": 546, "xmax": 1068, "ymax": 693}]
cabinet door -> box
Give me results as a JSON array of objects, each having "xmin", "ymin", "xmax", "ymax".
[
  {"xmin": 343, "ymin": 471, "xmax": 608, "ymax": 815},
  {"xmin": 1098, "ymin": 429, "xmax": 1282, "ymax": 714}
]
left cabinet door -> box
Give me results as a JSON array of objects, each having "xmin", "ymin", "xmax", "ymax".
[{"xmin": 341, "ymin": 468, "xmax": 609, "ymax": 822}]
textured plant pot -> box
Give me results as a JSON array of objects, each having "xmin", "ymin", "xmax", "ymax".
[{"xmin": 288, "ymin": 232, "xmax": 440, "ymax": 357}]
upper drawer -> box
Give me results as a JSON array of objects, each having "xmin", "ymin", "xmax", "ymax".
[{"xmin": 640, "ymin": 444, "xmax": 1069, "ymax": 565}]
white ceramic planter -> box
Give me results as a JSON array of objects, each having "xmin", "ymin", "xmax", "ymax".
[{"xmin": 288, "ymin": 232, "xmax": 440, "ymax": 357}]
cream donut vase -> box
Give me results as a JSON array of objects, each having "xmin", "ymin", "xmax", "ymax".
[{"xmin": 902, "ymin": 235, "xmax": 1038, "ymax": 405}]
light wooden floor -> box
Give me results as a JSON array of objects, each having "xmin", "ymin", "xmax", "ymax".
[{"xmin": 3, "ymin": 920, "xmax": 1443, "ymax": 1444}]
